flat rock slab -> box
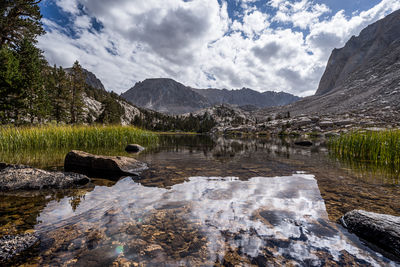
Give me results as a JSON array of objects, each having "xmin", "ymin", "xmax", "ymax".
[
  {"xmin": 0, "ymin": 233, "xmax": 39, "ymax": 263},
  {"xmin": 64, "ymin": 150, "xmax": 148, "ymax": 179},
  {"xmin": 340, "ymin": 210, "xmax": 400, "ymax": 258},
  {"xmin": 0, "ymin": 164, "xmax": 90, "ymax": 191}
]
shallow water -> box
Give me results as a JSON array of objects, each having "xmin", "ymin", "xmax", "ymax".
[{"xmin": 1, "ymin": 135, "xmax": 400, "ymax": 266}]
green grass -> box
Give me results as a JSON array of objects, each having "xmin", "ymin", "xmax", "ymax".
[
  {"xmin": 329, "ymin": 130, "xmax": 400, "ymax": 168},
  {"xmin": 0, "ymin": 125, "xmax": 158, "ymax": 151}
]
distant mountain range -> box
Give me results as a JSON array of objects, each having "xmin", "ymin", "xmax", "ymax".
[{"xmin": 121, "ymin": 78, "xmax": 300, "ymax": 114}]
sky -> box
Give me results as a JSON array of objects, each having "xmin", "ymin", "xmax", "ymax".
[{"xmin": 38, "ymin": 0, "xmax": 400, "ymax": 96}]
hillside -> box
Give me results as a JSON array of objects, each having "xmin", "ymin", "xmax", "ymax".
[{"xmin": 121, "ymin": 78, "xmax": 300, "ymax": 114}]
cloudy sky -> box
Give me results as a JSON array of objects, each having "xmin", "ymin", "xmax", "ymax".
[{"xmin": 38, "ymin": 0, "xmax": 400, "ymax": 96}]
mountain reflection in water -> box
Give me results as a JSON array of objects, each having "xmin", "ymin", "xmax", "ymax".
[{"xmin": 33, "ymin": 174, "xmax": 395, "ymax": 266}]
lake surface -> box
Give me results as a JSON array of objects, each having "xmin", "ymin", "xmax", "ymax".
[{"xmin": 1, "ymin": 135, "xmax": 400, "ymax": 266}]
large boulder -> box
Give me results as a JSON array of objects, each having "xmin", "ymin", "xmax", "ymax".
[
  {"xmin": 0, "ymin": 233, "xmax": 39, "ymax": 263},
  {"xmin": 64, "ymin": 150, "xmax": 148, "ymax": 179},
  {"xmin": 340, "ymin": 210, "xmax": 400, "ymax": 257},
  {"xmin": 0, "ymin": 164, "xmax": 90, "ymax": 191}
]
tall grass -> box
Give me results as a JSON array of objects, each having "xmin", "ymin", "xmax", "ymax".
[
  {"xmin": 329, "ymin": 130, "xmax": 400, "ymax": 168},
  {"xmin": 0, "ymin": 125, "xmax": 158, "ymax": 152}
]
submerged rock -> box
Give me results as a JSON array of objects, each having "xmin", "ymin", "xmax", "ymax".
[
  {"xmin": 0, "ymin": 233, "xmax": 39, "ymax": 263},
  {"xmin": 340, "ymin": 210, "xmax": 400, "ymax": 257},
  {"xmin": 64, "ymin": 150, "xmax": 148, "ymax": 179},
  {"xmin": 294, "ymin": 140, "xmax": 313, "ymax": 147},
  {"xmin": 0, "ymin": 164, "xmax": 90, "ymax": 191},
  {"xmin": 125, "ymin": 144, "xmax": 145, "ymax": 153}
]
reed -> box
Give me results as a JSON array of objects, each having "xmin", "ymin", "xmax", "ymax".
[
  {"xmin": 328, "ymin": 130, "xmax": 400, "ymax": 168},
  {"xmin": 0, "ymin": 125, "xmax": 158, "ymax": 151}
]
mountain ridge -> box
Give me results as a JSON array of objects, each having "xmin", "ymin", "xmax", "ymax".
[{"xmin": 121, "ymin": 78, "xmax": 301, "ymax": 114}]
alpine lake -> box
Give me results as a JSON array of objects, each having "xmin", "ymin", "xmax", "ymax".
[{"xmin": 1, "ymin": 134, "xmax": 399, "ymax": 266}]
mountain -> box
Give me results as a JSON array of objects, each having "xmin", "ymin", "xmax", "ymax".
[
  {"xmin": 121, "ymin": 78, "xmax": 300, "ymax": 114},
  {"xmin": 193, "ymin": 88, "xmax": 300, "ymax": 107},
  {"xmin": 65, "ymin": 68, "xmax": 106, "ymax": 91},
  {"xmin": 121, "ymin": 78, "xmax": 210, "ymax": 114},
  {"xmin": 316, "ymin": 9, "xmax": 400, "ymax": 96},
  {"xmin": 258, "ymin": 9, "xmax": 400, "ymax": 120}
]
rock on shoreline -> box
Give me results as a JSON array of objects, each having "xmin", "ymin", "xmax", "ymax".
[
  {"xmin": 64, "ymin": 150, "xmax": 148, "ymax": 179},
  {"xmin": 0, "ymin": 233, "xmax": 39, "ymax": 263},
  {"xmin": 340, "ymin": 210, "xmax": 400, "ymax": 258},
  {"xmin": 0, "ymin": 164, "xmax": 90, "ymax": 191}
]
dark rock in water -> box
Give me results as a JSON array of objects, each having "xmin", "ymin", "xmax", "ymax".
[
  {"xmin": 0, "ymin": 164, "xmax": 90, "ymax": 191},
  {"xmin": 340, "ymin": 210, "xmax": 400, "ymax": 258},
  {"xmin": 125, "ymin": 144, "xmax": 145, "ymax": 153},
  {"xmin": 0, "ymin": 233, "xmax": 39, "ymax": 263},
  {"xmin": 64, "ymin": 150, "xmax": 148, "ymax": 179},
  {"xmin": 294, "ymin": 141, "xmax": 313, "ymax": 147}
]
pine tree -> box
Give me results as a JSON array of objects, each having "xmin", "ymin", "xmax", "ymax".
[
  {"xmin": 0, "ymin": 45, "xmax": 22, "ymax": 123},
  {"xmin": 16, "ymin": 38, "xmax": 47, "ymax": 123},
  {"xmin": 69, "ymin": 60, "xmax": 85, "ymax": 124},
  {"xmin": 0, "ymin": 0, "xmax": 44, "ymax": 48},
  {"xmin": 97, "ymin": 96, "xmax": 124, "ymax": 124},
  {"xmin": 47, "ymin": 65, "xmax": 70, "ymax": 123}
]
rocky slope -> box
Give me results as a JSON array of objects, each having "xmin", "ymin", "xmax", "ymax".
[
  {"xmin": 65, "ymin": 68, "xmax": 106, "ymax": 91},
  {"xmin": 255, "ymin": 9, "xmax": 400, "ymax": 127},
  {"xmin": 122, "ymin": 78, "xmax": 300, "ymax": 115}
]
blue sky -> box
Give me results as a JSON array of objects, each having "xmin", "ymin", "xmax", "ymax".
[{"xmin": 37, "ymin": 0, "xmax": 400, "ymax": 96}]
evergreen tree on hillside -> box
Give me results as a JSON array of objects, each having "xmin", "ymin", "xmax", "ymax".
[
  {"xmin": 0, "ymin": 45, "xmax": 22, "ymax": 123},
  {"xmin": 97, "ymin": 95, "xmax": 124, "ymax": 124},
  {"xmin": 0, "ymin": 0, "xmax": 44, "ymax": 48},
  {"xmin": 69, "ymin": 60, "xmax": 85, "ymax": 124},
  {"xmin": 47, "ymin": 65, "xmax": 70, "ymax": 123},
  {"xmin": 17, "ymin": 38, "xmax": 48, "ymax": 122}
]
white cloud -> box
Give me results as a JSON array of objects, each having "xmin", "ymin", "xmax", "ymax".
[{"xmin": 38, "ymin": 0, "xmax": 400, "ymax": 97}]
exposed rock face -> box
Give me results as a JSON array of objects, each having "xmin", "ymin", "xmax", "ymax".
[
  {"xmin": 121, "ymin": 78, "xmax": 210, "ymax": 114},
  {"xmin": 64, "ymin": 150, "xmax": 148, "ymax": 179},
  {"xmin": 340, "ymin": 210, "xmax": 400, "ymax": 258},
  {"xmin": 0, "ymin": 233, "xmax": 39, "ymax": 263},
  {"xmin": 256, "ymin": 9, "xmax": 400, "ymax": 120},
  {"xmin": 121, "ymin": 78, "xmax": 300, "ymax": 115},
  {"xmin": 316, "ymin": 9, "xmax": 400, "ymax": 96},
  {"xmin": 0, "ymin": 164, "xmax": 90, "ymax": 191}
]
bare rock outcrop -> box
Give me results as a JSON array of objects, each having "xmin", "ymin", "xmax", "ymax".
[{"xmin": 316, "ymin": 9, "xmax": 400, "ymax": 96}]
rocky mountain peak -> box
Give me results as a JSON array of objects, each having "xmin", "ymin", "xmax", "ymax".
[{"xmin": 316, "ymin": 9, "xmax": 400, "ymax": 96}]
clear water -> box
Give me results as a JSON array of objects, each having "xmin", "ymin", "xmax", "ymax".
[{"xmin": 1, "ymin": 135, "xmax": 399, "ymax": 266}]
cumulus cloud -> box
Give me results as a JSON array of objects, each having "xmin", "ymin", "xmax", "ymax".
[{"xmin": 38, "ymin": 0, "xmax": 400, "ymax": 96}]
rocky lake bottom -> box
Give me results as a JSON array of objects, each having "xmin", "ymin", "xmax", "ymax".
[{"xmin": 1, "ymin": 135, "xmax": 399, "ymax": 266}]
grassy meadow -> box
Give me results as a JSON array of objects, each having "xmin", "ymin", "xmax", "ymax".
[
  {"xmin": 0, "ymin": 125, "xmax": 159, "ymax": 168},
  {"xmin": 329, "ymin": 130, "xmax": 400, "ymax": 169},
  {"xmin": 0, "ymin": 125, "xmax": 158, "ymax": 151}
]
